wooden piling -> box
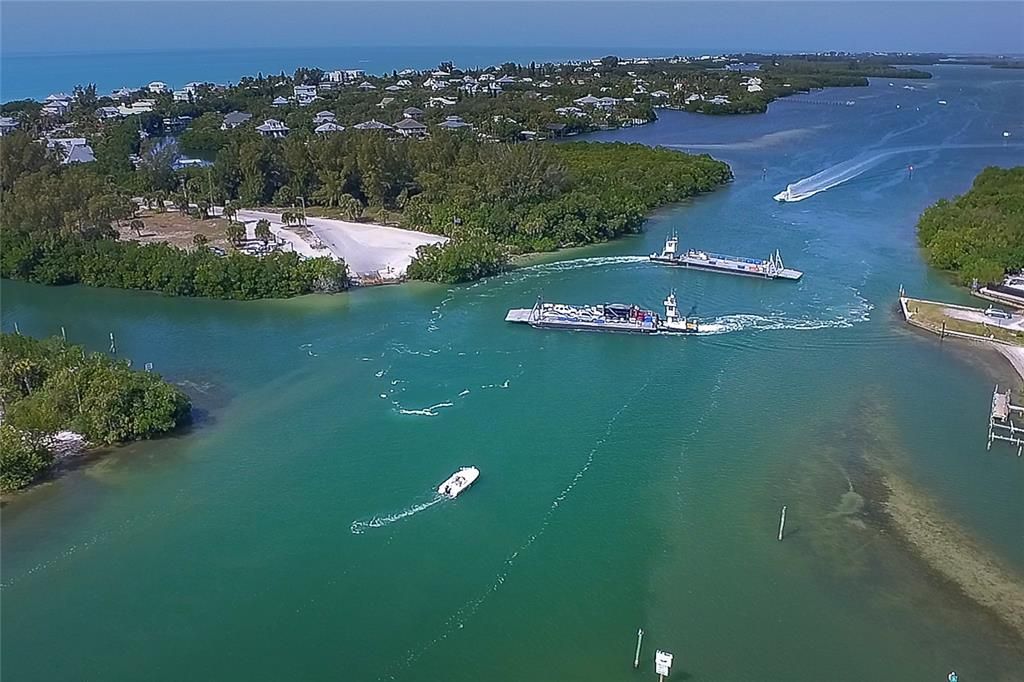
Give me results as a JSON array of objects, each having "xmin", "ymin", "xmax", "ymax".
[{"xmin": 777, "ymin": 506, "xmax": 787, "ymax": 541}]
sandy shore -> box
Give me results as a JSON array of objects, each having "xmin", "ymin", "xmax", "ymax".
[
  {"xmin": 994, "ymin": 345, "xmax": 1024, "ymax": 385},
  {"xmin": 236, "ymin": 209, "xmax": 447, "ymax": 279}
]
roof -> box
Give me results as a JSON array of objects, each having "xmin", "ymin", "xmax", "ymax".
[
  {"xmin": 315, "ymin": 122, "xmax": 344, "ymax": 133},
  {"xmin": 256, "ymin": 119, "xmax": 289, "ymax": 132},
  {"xmin": 403, "ymin": 106, "xmax": 424, "ymax": 115},
  {"xmin": 354, "ymin": 119, "xmax": 394, "ymax": 130},
  {"xmin": 223, "ymin": 111, "xmax": 252, "ymax": 125},
  {"xmin": 393, "ymin": 117, "xmax": 427, "ymax": 130},
  {"xmin": 63, "ymin": 144, "xmax": 96, "ymax": 164},
  {"xmin": 272, "ymin": 96, "xmax": 289, "ymax": 105}
]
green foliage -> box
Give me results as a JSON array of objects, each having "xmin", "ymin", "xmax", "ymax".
[
  {"xmin": 917, "ymin": 167, "xmax": 1024, "ymax": 284},
  {"xmin": 0, "ymin": 333, "xmax": 193, "ymax": 490},
  {"xmin": 0, "ymin": 424, "xmax": 53, "ymax": 492},
  {"xmin": 402, "ymin": 139, "xmax": 731, "ymax": 282}
]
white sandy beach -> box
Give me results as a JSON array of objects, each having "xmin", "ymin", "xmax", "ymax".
[{"xmin": 236, "ymin": 209, "xmax": 447, "ymax": 279}]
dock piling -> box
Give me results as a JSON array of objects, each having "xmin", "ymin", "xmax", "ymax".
[{"xmin": 777, "ymin": 506, "xmax": 787, "ymax": 541}]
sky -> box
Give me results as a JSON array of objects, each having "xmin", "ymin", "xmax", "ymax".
[{"xmin": 1, "ymin": 1, "xmax": 1022, "ymax": 56}]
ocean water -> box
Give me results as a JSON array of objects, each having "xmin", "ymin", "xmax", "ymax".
[
  {"xmin": 2, "ymin": 45, "xmax": 685, "ymax": 102},
  {"xmin": 2, "ymin": 65, "xmax": 1023, "ymax": 681}
]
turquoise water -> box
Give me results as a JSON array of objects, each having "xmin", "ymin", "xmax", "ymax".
[{"xmin": 2, "ymin": 65, "xmax": 1023, "ymax": 681}]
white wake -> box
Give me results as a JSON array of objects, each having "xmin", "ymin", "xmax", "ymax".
[{"xmin": 350, "ymin": 495, "xmax": 444, "ymax": 534}]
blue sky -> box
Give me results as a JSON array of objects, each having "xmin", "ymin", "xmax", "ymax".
[{"xmin": 2, "ymin": 1, "xmax": 1022, "ymax": 56}]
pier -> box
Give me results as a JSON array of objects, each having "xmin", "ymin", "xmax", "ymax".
[{"xmin": 988, "ymin": 386, "xmax": 1024, "ymax": 455}]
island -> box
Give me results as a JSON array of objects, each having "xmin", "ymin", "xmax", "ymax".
[{"xmin": 0, "ymin": 332, "xmax": 192, "ymax": 492}]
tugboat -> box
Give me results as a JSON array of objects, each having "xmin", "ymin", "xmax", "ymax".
[
  {"xmin": 437, "ymin": 467, "xmax": 480, "ymax": 498},
  {"xmin": 649, "ymin": 235, "xmax": 802, "ymax": 280},
  {"xmin": 505, "ymin": 291, "xmax": 699, "ymax": 334}
]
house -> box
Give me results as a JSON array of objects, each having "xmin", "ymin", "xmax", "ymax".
[
  {"xmin": 221, "ymin": 111, "xmax": 253, "ymax": 129},
  {"xmin": 147, "ymin": 81, "xmax": 170, "ymax": 94},
  {"xmin": 397, "ymin": 69, "xmax": 416, "ymax": 77},
  {"xmin": 384, "ymin": 84, "xmax": 402, "ymax": 92},
  {"xmin": 396, "ymin": 79, "xmax": 413, "ymax": 87},
  {"xmin": 423, "ymin": 78, "xmax": 448, "ymax": 91},
  {"xmin": 294, "ymin": 85, "xmax": 317, "ymax": 106},
  {"xmin": 708, "ymin": 95, "xmax": 731, "ymax": 105},
  {"xmin": 573, "ymin": 94, "xmax": 601, "ymax": 106},
  {"xmin": 402, "ymin": 106, "xmax": 425, "ymax": 120},
  {"xmin": 63, "ymin": 143, "xmax": 96, "ymax": 165},
  {"xmin": 544, "ymin": 122, "xmax": 568, "ymax": 137},
  {"xmin": 377, "ymin": 97, "xmax": 396, "ymax": 109},
  {"xmin": 459, "ymin": 82, "xmax": 480, "ymax": 95},
  {"xmin": 116, "ymin": 99, "xmax": 156, "ymax": 116},
  {"xmin": 357, "ymin": 81, "xmax": 377, "ymax": 91},
  {"xmin": 315, "ymin": 122, "xmax": 345, "ymax": 135},
  {"xmin": 427, "ymin": 97, "xmax": 457, "ymax": 108},
  {"xmin": 537, "ymin": 80, "xmax": 554, "ymax": 88},
  {"xmin": 684, "ymin": 93, "xmax": 703, "ymax": 103},
  {"xmin": 313, "ymin": 111, "xmax": 336, "ymax": 125},
  {"xmin": 95, "ymin": 106, "xmax": 122, "ymax": 120},
  {"xmin": 495, "ymin": 75, "xmax": 517, "ymax": 86},
  {"xmin": 393, "ymin": 117, "xmax": 428, "ymax": 138},
  {"xmin": 650, "ymin": 90, "xmax": 670, "ymax": 99},
  {"xmin": 555, "ymin": 106, "xmax": 585, "ymax": 117},
  {"xmin": 256, "ymin": 119, "xmax": 289, "ymax": 138},
  {"xmin": 110, "ymin": 87, "xmax": 137, "ymax": 100},
  {"xmin": 595, "ymin": 96, "xmax": 619, "ymax": 109},
  {"xmin": 272, "ymin": 96, "xmax": 289, "ymax": 107},
  {"xmin": 437, "ymin": 115, "xmax": 471, "ymax": 130},
  {"xmin": 519, "ymin": 130, "xmax": 538, "ymax": 140},
  {"xmin": 172, "ymin": 89, "xmax": 191, "ymax": 102},
  {"xmin": 353, "ymin": 119, "xmax": 394, "ymax": 131},
  {"xmin": 0, "ymin": 116, "xmax": 18, "ymax": 136},
  {"xmin": 42, "ymin": 93, "xmax": 72, "ymax": 117}
]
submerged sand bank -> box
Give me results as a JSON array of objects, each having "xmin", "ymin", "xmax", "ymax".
[{"xmin": 880, "ymin": 471, "xmax": 1024, "ymax": 641}]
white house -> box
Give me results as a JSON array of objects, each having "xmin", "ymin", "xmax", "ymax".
[
  {"xmin": 256, "ymin": 119, "xmax": 289, "ymax": 138},
  {"xmin": 0, "ymin": 116, "xmax": 19, "ymax": 136},
  {"xmin": 313, "ymin": 110, "xmax": 336, "ymax": 125},
  {"xmin": 427, "ymin": 97, "xmax": 457, "ymax": 108},
  {"xmin": 357, "ymin": 81, "xmax": 377, "ymax": 91},
  {"xmin": 272, "ymin": 96, "xmax": 289, "ymax": 107},
  {"xmin": 294, "ymin": 84, "xmax": 317, "ymax": 105},
  {"xmin": 147, "ymin": 81, "xmax": 170, "ymax": 94},
  {"xmin": 172, "ymin": 90, "xmax": 191, "ymax": 102}
]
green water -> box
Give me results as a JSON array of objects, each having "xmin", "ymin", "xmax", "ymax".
[{"xmin": 3, "ymin": 66, "xmax": 1023, "ymax": 681}]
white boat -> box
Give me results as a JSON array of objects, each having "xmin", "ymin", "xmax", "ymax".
[
  {"xmin": 774, "ymin": 185, "xmax": 795, "ymax": 202},
  {"xmin": 938, "ymin": 100, "xmax": 948, "ymax": 105},
  {"xmin": 437, "ymin": 467, "xmax": 480, "ymax": 498}
]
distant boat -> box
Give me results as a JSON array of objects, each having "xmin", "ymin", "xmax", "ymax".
[
  {"xmin": 938, "ymin": 100, "xmax": 948, "ymax": 105},
  {"xmin": 437, "ymin": 467, "xmax": 479, "ymax": 498}
]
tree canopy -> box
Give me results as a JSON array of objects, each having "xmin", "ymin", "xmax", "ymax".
[{"xmin": 917, "ymin": 166, "xmax": 1024, "ymax": 284}]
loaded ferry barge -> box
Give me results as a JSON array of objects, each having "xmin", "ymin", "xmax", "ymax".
[
  {"xmin": 505, "ymin": 292, "xmax": 699, "ymax": 334},
  {"xmin": 650, "ymin": 236, "xmax": 802, "ymax": 280}
]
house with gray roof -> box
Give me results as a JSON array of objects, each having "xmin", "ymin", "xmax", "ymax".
[
  {"xmin": 256, "ymin": 119, "xmax": 289, "ymax": 138},
  {"xmin": 221, "ymin": 111, "xmax": 253, "ymax": 130},
  {"xmin": 63, "ymin": 143, "xmax": 96, "ymax": 165},
  {"xmin": 315, "ymin": 122, "xmax": 345, "ymax": 135},
  {"xmin": 271, "ymin": 96, "xmax": 289, "ymax": 107},
  {"xmin": 95, "ymin": 106, "xmax": 122, "ymax": 120},
  {"xmin": 402, "ymin": 106, "xmax": 425, "ymax": 120},
  {"xmin": 0, "ymin": 116, "xmax": 19, "ymax": 136},
  {"xmin": 393, "ymin": 117, "xmax": 428, "ymax": 138},
  {"xmin": 313, "ymin": 111, "xmax": 336, "ymax": 125},
  {"xmin": 353, "ymin": 119, "xmax": 394, "ymax": 131},
  {"xmin": 437, "ymin": 115, "xmax": 472, "ymax": 130}
]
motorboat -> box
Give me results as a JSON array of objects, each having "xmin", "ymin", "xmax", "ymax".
[{"xmin": 437, "ymin": 467, "xmax": 480, "ymax": 498}]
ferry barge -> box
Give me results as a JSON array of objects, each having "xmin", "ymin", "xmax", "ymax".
[
  {"xmin": 505, "ymin": 292, "xmax": 699, "ymax": 334},
  {"xmin": 649, "ymin": 236, "xmax": 802, "ymax": 281}
]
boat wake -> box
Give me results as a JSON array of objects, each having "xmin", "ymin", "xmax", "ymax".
[
  {"xmin": 379, "ymin": 381, "xmax": 649, "ymax": 680},
  {"xmin": 693, "ymin": 311, "xmax": 866, "ymax": 336},
  {"xmin": 350, "ymin": 495, "xmax": 444, "ymax": 534},
  {"xmin": 396, "ymin": 401, "xmax": 454, "ymax": 417},
  {"xmin": 776, "ymin": 143, "xmax": 1024, "ymax": 202}
]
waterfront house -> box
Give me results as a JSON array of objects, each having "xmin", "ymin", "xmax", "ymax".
[
  {"xmin": 402, "ymin": 106, "xmax": 425, "ymax": 120},
  {"xmin": 650, "ymin": 90, "xmax": 670, "ymax": 99},
  {"xmin": 595, "ymin": 96, "xmax": 619, "ymax": 109},
  {"xmin": 437, "ymin": 115, "xmax": 472, "ymax": 130},
  {"xmin": 147, "ymin": 81, "xmax": 170, "ymax": 94},
  {"xmin": 315, "ymin": 122, "xmax": 345, "ymax": 135},
  {"xmin": 313, "ymin": 111, "xmax": 336, "ymax": 125},
  {"xmin": 544, "ymin": 122, "xmax": 568, "ymax": 137},
  {"xmin": 0, "ymin": 116, "xmax": 18, "ymax": 136},
  {"xmin": 393, "ymin": 117, "xmax": 428, "ymax": 138},
  {"xmin": 256, "ymin": 119, "xmax": 289, "ymax": 138},
  {"xmin": 353, "ymin": 119, "xmax": 394, "ymax": 131},
  {"xmin": 573, "ymin": 94, "xmax": 601, "ymax": 106},
  {"xmin": 709, "ymin": 95, "xmax": 731, "ymax": 105},
  {"xmin": 221, "ymin": 111, "xmax": 253, "ymax": 130},
  {"xmin": 272, "ymin": 96, "xmax": 289, "ymax": 107}
]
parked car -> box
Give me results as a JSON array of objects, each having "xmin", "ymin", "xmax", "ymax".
[{"xmin": 984, "ymin": 306, "xmax": 1012, "ymax": 320}]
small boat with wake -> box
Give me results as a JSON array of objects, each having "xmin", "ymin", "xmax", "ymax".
[{"xmin": 437, "ymin": 467, "xmax": 480, "ymax": 498}]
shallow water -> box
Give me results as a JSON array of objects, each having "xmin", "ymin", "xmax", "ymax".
[{"xmin": 2, "ymin": 65, "xmax": 1023, "ymax": 681}]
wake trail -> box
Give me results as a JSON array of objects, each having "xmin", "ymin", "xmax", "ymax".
[
  {"xmin": 350, "ymin": 495, "xmax": 444, "ymax": 534},
  {"xmin": 379, "ymin": 380, "xmax": 651, "ymax": 680},
  {"xmin": 778, "ymin": 143, "xmax": 1024, "ymax": 202}
]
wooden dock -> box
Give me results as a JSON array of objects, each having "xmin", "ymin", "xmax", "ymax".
[{"xmin": 988, "ymin": 386, "xmax": 1024, "ymax": 456}]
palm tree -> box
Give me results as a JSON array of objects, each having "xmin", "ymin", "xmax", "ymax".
[
  {"xmin": 192, "ymin": 234, "xmax": 209, "ymax": 248},
  {"xmin": 128, "ymin": 218, "xmax": 145, "ymax": 237},
  {"xmin": 225, "ymin": 222, "xmax": 245, "ymax": 245},
  {"xmin": 338, "ymin": 193, "xmax": 362, "ymax": 222},
  {"xmin": 254, "ymin": 219, "xmax": 272, "ymax": 245},
  {"xmin": 222, "ymin": 202, "xmax": 237, "ymax": 224},
  {"xmin": 196, "ymin": 199, "xmax": 210, "ymax": 220},
  {"xmin": 280, "ymin": 210, "xmax": 294, "ymax": 227}
]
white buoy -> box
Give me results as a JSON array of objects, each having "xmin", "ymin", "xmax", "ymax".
[{"xmin": 1003, "ymin": 131, "xmax": 1011, "ymax": 138}]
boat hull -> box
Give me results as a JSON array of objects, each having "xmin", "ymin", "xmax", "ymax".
[{"xmin": 649, "ymin": 255, "xmax": 802, "ymax": 280}]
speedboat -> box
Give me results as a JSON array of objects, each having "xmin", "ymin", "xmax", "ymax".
[{"xmin": 437, "ymin": 467, "xmax": 480, "ymax": 498}]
